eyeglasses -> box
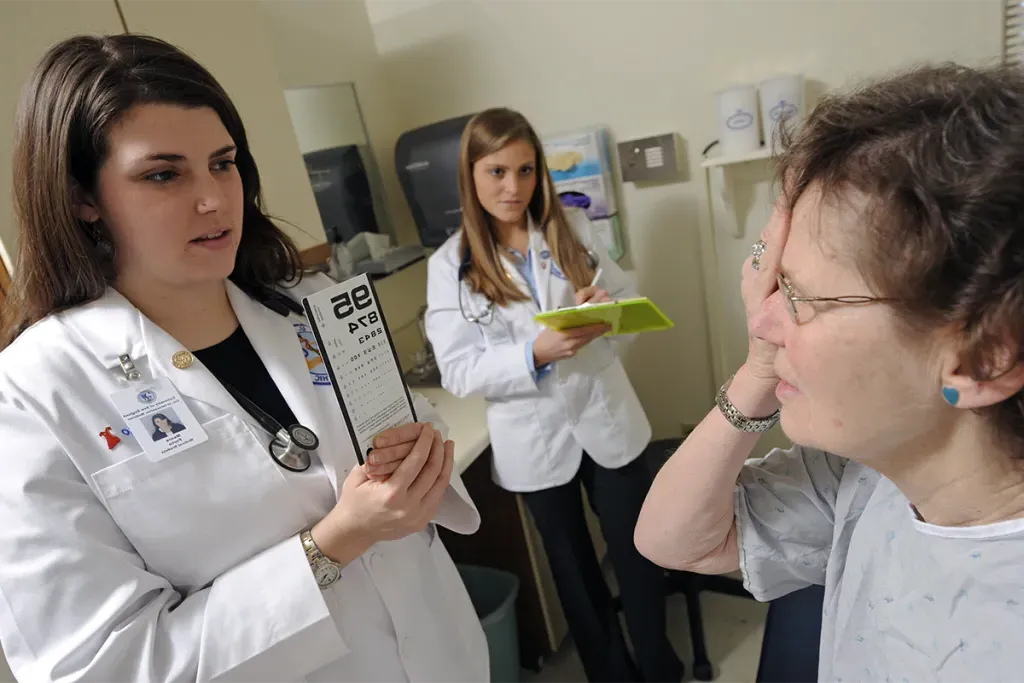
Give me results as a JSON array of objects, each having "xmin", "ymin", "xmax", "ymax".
[{"xmin": 776, "ymin": 273, "xmax": 893, "ymax": 324}]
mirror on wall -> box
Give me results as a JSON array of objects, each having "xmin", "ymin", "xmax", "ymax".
[{"xmin": 283, "ymin": 82, "xmax": 392, "ymax": 246}]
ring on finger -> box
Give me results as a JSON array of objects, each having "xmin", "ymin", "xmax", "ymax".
[{"xmin": 751, "ymin": 239, "xmax": 767, "ymax": 271}]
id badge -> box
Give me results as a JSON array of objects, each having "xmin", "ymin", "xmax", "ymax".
[{"xmin": 109, "ymin": 378, "xmax": 208, "ymax": 462}]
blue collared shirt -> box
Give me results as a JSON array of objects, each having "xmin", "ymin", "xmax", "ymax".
[{"xmin": 505, "ymin": 247, "xmax": 552, "ymax": 383}]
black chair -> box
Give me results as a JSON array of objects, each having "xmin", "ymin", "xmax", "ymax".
[
  {"xmin": 641, "ymin": 439, "xmax": 827, "ymax": 682},
  {"xmin": 650, "ymin": 438, "xmax": 756, "ymax": 681},
  {"xmin": 755, "ymin": 584, "xmax": 825, "ymax": 682},
  {"xmin": 612, "ymin": 438, "xmax": 755, "ymax": 681}
]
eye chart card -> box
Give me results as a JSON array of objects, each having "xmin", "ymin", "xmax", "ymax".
[{"xmin": 302, "ymin": 273, "xmax": 418, "ymax": 465}]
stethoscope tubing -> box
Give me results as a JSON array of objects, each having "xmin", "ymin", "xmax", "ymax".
[{"xmin": 456, "ymin": 246, "xmax": 599, "ymax": 325}]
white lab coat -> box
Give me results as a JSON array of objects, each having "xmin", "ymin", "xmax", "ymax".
[
  {"xmin": 425, "ymin": 209, "xmax": 652, "ymax": 492},
  {"xmin": 0, "ymin": 273, "xmax": 488, "ymax": 682}
]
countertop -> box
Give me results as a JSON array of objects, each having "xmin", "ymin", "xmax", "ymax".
[{"xmin": 416, "ymin": 387, "xmax": 490, "ymax": 475}]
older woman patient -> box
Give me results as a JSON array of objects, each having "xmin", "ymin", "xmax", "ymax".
[{"xmin": 635, "ymin": 63, "xmax": 1024, "ymax": 681}]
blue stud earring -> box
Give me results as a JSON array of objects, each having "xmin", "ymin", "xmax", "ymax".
[{"xmin": 941, "ymin": 386, "xmax": 960, "ymax": 406}]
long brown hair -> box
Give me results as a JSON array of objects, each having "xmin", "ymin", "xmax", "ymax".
[
  {"xmin": 0, "ymin": 34, "xmax": 303, "ymax": 348},
  {"xmin": 457, "ymin": 108, "xmax": 595, "ymax": 307}
]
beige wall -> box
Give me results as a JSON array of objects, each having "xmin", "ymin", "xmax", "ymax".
[
  {"xmin": 284, "ymin": 84, "xmax": 369, "ymax": 154},
  {"xmin": 0, "ymin": 0, "xmax": 125, "ymax": 275},
  {"xmin": 372, "ymin": 259, "xmax": 431, "ymax": 371},
  {"xmin": 258, "ymin": 0, "xmax": 422, "ymax": 253},
  {"xmin": 259, "ymin": 0, "xmax": 429, "ymax": 365},
  {"xmin": 356, "ymin": 0, "xmax": 1001, "ymax": 438}
]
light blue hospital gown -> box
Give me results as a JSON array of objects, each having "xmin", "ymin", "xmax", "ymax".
[{"xmin": 735, "ymin": 445, "xmax": 1024, "ymax": 682}]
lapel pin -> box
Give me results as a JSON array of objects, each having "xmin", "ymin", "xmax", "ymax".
[
  {"xmin": 100, "ymin": 427, "xmax": 121, "ymax": 450},
  {"xmin": 171, "ymin": 350, "xmax": 194, "ymax": 369}
]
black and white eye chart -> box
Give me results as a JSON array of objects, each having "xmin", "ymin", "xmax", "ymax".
[{"xmin": 303, "ymin": 274, "xmax": 417, "ymax": 465}]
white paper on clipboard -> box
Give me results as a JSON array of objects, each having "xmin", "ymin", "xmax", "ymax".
[{"xmin": 302, "ymin": 273, "xmax": 417, "ymax": 465}]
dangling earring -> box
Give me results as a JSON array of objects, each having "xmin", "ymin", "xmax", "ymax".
[
  {"xmin": 941, "ymin": 386, "xmax": 960, "ymax": 406},
  {"xmin": 89, "ymin": 221, "xmax": 114, "ymax": 260},
  {"xmin": 96, "ymin": 239, "xmax": 114, "ymax": 260}
]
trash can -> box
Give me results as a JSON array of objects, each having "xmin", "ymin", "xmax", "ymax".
[{"xmin": 457, "ymin": 564, "xmax": 521, "ymax": 683}]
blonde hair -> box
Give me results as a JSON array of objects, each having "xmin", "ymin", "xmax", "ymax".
[{"xmin": 457, "ymin": 108, "xmax": 595, "ymax": 307}]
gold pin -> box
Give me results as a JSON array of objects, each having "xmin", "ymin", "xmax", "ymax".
[{"xmin": 171, "ymin": 350, "xmax": 194, "ymax": 369}]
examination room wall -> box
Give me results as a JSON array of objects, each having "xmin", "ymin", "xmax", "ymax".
[{"xmin": 259, "ymin": 0, "xmax": 1001, "ymax": 441}]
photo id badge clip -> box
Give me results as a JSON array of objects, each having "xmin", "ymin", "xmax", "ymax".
[{"xmin": 109, "ymin": 377, "xmax": 208, "ymax": 462}]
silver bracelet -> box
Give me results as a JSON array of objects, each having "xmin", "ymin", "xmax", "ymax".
[{"xmin": 715, "ymin": 375, "xmax": 780, "ymax": 433}]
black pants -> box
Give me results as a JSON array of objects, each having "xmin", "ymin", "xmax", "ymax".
[{"xmin": 521, "ymin": 453, "xmax": 683, "ymax": 683}]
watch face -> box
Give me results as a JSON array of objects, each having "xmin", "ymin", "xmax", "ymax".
[{"xmin": 314, "ymin": 562, "xmax": 341, "ymax": 586}]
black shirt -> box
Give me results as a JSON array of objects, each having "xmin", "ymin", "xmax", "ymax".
[{"xmin": 193, "ymin": 326, "xmax": 298, "ymax": 430}]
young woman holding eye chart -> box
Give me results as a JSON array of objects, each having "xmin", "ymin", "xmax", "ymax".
[{"xmin": 0, "ymin": 33, "xmax": 487, "ymax": 682}]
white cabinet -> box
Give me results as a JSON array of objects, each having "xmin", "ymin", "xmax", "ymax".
[
  {"xmin": 118, "ymin": 0, "xmax": 326, "ymax": 251},
  {"xmin": 0, "ymin": 0, "xmax": 125, "ymax": 274}
]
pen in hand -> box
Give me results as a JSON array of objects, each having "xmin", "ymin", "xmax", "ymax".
[{"xmin": 573, "ymin": 268, "xmax": 606, "ymax": 308}]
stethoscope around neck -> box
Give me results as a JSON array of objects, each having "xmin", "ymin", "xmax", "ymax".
[
  {"xmin": 456, "ymin": 245, "xmax": 600, "ymax": 325},
  {"xmin": 223, "ymin": 378, "xmax": 320, "ymax": 473},
  {"xmin": 224, "ymin": 284, "xmax": 322, "ymax": 472},
  {"xmin": 119, "ymin": 284, "xmax": 322, "ymax": 473}
]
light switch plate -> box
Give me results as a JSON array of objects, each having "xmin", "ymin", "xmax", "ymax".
[{"xmin": 618, "ymin": 134, "xmax": 680, "ymax": 183}]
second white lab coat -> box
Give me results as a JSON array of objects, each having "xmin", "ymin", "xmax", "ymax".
[
  {"xmin": 0, "ymin": 274, "xmax": 488, "ymax": 682},
  {"xmin": 425, "ymin": 209, "xmax": 652, "ymax": 492}
]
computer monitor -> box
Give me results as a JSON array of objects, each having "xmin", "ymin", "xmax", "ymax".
[{"xmin": 303, "ymin": 144, "xmax": 380, "ymax": 245}]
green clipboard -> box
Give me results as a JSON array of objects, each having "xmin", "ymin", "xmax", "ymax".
[{"xmin": 534, "ymin": 297, "xmax": 674, "ymax": 336}]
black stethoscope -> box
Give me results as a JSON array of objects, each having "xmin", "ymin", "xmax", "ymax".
[
  {"xmin": 457, "ymin": 244, "xmax": 600, "ymax": 325},
  {"xmin": 227, "ymin": 284, "xmax": 322, "ymax": 472}
]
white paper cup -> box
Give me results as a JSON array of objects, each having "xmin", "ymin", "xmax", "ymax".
[
  {"xmin": 715, "ymin": 84, "xmax": 761, "ymax": 157},
  {"xmin": 759, "ymin": 74, "xmax": 805, "ymax": 149}
]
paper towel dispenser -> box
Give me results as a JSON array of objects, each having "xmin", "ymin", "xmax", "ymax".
[{"xmin": 394, "ymin": 113, "xmax": 476, "ymax": 248}]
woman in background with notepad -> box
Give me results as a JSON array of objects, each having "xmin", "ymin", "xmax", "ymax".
[{"xmin": 425, "ymin": 108, "xmax": 682, "ymax": 683}]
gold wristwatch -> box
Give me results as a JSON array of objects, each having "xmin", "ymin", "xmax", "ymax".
[{"xmin": 300, "ymin": 530, "xmax": 342, "ymax": 589}]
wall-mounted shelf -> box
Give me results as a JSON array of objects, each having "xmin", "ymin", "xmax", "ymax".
[
  {"xmin": 696, "ymin": 144, "xmax": 778, "ymax": 391},
  {"xmin": 702, "ymin": 146, "xmax": 776, "ymax": 238},
  {"xmin": 701, "ymin": 146, "xmax": 774, "ymax": 168}
]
